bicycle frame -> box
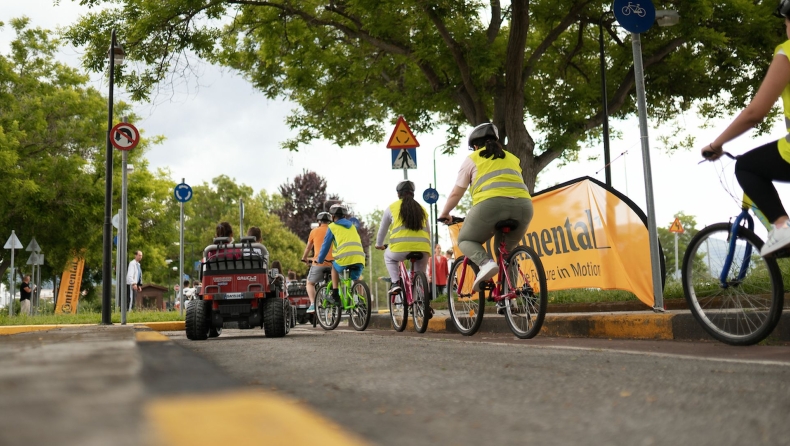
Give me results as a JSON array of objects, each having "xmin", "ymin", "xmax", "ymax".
[
  {"xmin": 720, "ymin": 194, "xmax": 773, "ymax": 287},
  {"xmin": 456, "ymin": 238, "xmax": 521, "ymax": 303},
  {"xmin": 321, "ymin": 269, "xmax": 357, "ymax": 310},
  {"xmin": 396, "ymin": 261, "xmax": 415, "ymax": 306}
]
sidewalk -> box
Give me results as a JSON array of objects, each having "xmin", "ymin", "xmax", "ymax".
[
  {"xmin": 369, "ymin": 308, "xmax": 790, "ymax": 342},
  {"xmin": 0, "ymin": 325, "xmax": 367, "ymax": 446}
]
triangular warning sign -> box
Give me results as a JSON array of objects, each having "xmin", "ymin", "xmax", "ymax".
[
  {"xmin": 386, "ymin": 116, "xmax": 420, "ymax": 149},
  {"xmin": 668, "ymin": 218, "xmax": 684, "ymax": 234}
]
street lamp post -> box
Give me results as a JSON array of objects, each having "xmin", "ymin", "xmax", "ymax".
[
  {"xmin": 598, "ymin": 12, "xmax": 613, "ymax": 187},
  {"xmin": 101, "ymin": 30, "xmax": 125, "ymax": 325}
]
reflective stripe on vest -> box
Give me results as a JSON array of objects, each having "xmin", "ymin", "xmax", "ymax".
[
  {"xmin": 388, "ymin": 200, "xmax": 430, "ymax": 253},
  {"xmin": 469, "ymin": 151, "xmax": 532, "ymax": 205},
  {"xmin": 329, "ymin": 223, "xmax": 366, "ymax": 266}
]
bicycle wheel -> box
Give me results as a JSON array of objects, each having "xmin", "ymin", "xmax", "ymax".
[
  {"xmin": 349, "ymin": 280, "xmax": 372, "ymax": 331},
  {"xmin": 448, "ymin": 256, "xmax": 485, "ymax": 336},
  {"xmin": 503, "ymin": 246, "xmax": 547, "ymax": 339},
  {"xmin": 389, "ymin": 286, "xmax": 408, "ymax": 332},
  {"xmin": 682, "ymin": 222, "xmax": 784, "ymax": 346},
  {"xmin": 316, "ymin": 287, "xmax": 342, "ymax": 330},
  {"xmin": 411, "ymin": 271, "xmax": 430, "ymax": 334}
]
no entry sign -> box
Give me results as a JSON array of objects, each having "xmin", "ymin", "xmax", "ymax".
[{"xmin": 110, "ymin": 122, "xmax": 140, "ymax": 151}]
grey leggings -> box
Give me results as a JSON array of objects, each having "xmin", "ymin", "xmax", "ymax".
[{"xmin": 458, "ymin": 197, "xmax": 533, "ymax": 267}]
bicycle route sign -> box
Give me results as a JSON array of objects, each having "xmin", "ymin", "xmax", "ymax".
[
  {"xmin": 613, "ymin": 0, "xmax": 655, "ymax": 34},
  {"xmin": 110, "ymin": 122, "xmax": 140, "ymax": 151},
  {"xmin": 174, "ymin": 182, "xmax": 193, "ymax": 203},
  {"xmin": 423, "ymin": 187, "xmax": 439, "ymax": 205}
]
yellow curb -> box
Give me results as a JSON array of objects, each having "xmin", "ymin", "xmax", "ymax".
[
  {"xmin": 426, "ymin": 316, "xmax": 449, "ymax": 333},
  {"xmin": 145, "ymin": 391, "xmax": 369, "ymax": 446},
  {"xmin": 377, "ymin": 309, "xmax": 390, "ymax": 314},
  {"xmin": 135, "ymin": 331, "xmax": 171, "ymax": 342},
  {"xmin": 135, "ymin": 321, "xmax": 185, "ymax": 332},
  {"xmin": 542, "ymin": 313, "xmax": 674, "ymax": 340},
  {"xmin": 0, "ymin": 324, "xmax": 95, "ymax": 336}
]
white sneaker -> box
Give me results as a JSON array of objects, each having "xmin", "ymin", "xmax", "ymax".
[
  {"xmin": 472, "ymin": 260, "xmax": 499, "ymax": 292},
  {"xmin": 761, "ymin": 222, "xmax": 790, "ymax": 257}
]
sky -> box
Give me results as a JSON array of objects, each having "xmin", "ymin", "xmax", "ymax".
[{"xmin": 5, "ymin": 0, "xmax": 790, "ymax": 247}]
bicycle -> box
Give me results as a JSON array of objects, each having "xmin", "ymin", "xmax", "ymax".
[
  {"xmin": 381, "ymin": 245, "xmax": 432, "ymax": 333},
  {"xmin": 621, "ymin": 2, "xmax": 646, "ymax": 17},
  {"xmin": 440, "ymin": 217, "xmax": 548, "ymax": 339},
  {"xmin": 313, "ymin": 266, "xmax": 372, "ymax": 331},
  {"xmin": 682, "ymin": 151, "xmax": 785, "ymax": 345}
]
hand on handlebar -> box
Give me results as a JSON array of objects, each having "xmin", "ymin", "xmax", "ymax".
[
  {"xmin": 375, "ymin": 245, "xmax": 387, "ymax": 250},
  {"xmin": 700, "ymin": 143, "xmax": 723, "ymax": 162},
  {"xmin": 438, "ymin": 215, "xmax": 464, "ymax": 225}
]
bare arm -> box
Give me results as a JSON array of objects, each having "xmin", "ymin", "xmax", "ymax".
[
  {"xmin": 301, "ymin": 240, "xmax": 314, "ymax": 261},
  {"xmin": 704, "ymin": 54, "xmax": 790, "ymax": 156},
  {"xmin": 439, "ymin": 186, "xmax": 468, "ymax": 219}
]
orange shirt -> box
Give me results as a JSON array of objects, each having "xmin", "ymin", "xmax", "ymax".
[{"xmin": 308, "ymin": 224, "xmax": 333, "ymax": 265}]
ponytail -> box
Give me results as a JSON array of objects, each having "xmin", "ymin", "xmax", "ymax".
[
  {"xmin": 398, "ymin": 192, "xmax": 427, "ymax": 231},
  {"xmin": 479, "ymin": 139, "xmax": 505, "ymax": 159}
]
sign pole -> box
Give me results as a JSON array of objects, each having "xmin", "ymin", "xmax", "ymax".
[
  {"xmin": 120, "ymin": 151, "xmax": 128, "ymax": 324},
  {"xmin": 9, "ymin": 232, "xmax": 16, "ymax": 316},
  {"xmin": 180, "ymin": 178, "xmax": 185, "ymax": 316},
  {"xmin": 239, "ymin": 198, "xmax": 244, "ymax": 240},
  {"xmin": 674, "ymin": 232, "xmax": 679, "ymax": 280},
  {"xmin": 429, "ymin": 185, "xmax": 437, "ymax": 303}
]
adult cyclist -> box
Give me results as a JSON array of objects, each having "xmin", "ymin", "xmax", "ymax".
[
  {"xmin": 316, "ymin": 204, "xmax": 365, "ymax": 305},
  {"xmin": 375, "ymin": 181, "xmax": 432, "ymax": 296},
  {"xmin": 301, "ymin": 212, "xmax": 334, "ymax": 314},
  {"xmin": 438, "ymin": 122, "xmax": 533, "ymax": 292},
  {"xmin": 703, "ymin": 0, "xmax": 790, "ymax": 257}
]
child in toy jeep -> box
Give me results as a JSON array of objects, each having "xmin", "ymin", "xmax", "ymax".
[{"xmin": 185, "ymin": 236, "xmax": 294, "ymax": 340}]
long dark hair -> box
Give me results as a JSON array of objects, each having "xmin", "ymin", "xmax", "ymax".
[
  {"xmin": 398, "ymin": 191, "xmax": 426, "ymax": 231},
  {"xmin": 477, "ymin": 139, "xmax": 506, "ymax": 159}
]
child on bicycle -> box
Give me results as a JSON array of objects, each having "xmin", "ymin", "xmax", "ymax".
[
  {"xmin": 375, "ymin": 181, "xmax": 432, "ymax": 296},
  {"xmin": 702, "ymin": 0, "xmax": 790, "ymax": 257},
  {"xmin": 317, "ymin": 204, "xmax": 365, "ymax": 304},
  {"xmin": 301, "ymin": 212, "xmax": 334, "ymax": 313},
  {"xmin": 438, "ymin": 123, "xmax": 533, "ymax": 291}
]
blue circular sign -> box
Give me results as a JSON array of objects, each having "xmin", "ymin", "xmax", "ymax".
[
  {"xmin": 423, "ymin": 187, "xmax": 439, "ymax": 205},
  {"xmin": 613, "ymin": 0, "xmax": 655, "ymax": 34},
  {"xmin": 174, "ymin": 183, "xmax": 193, "ymax": 203}
]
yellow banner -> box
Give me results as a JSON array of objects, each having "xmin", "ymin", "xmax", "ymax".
[
  {"xmin": 55, "ymin": 255, "xmax": 85, "ymax": 314},
  {"xmin": 448, "ymin": 177, "xmax": 661, "ymax": 307}
]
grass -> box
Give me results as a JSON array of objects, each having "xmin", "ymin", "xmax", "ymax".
[{"xmin": 0, "ymin": 310, "xmax": 184, "ymax": 326}]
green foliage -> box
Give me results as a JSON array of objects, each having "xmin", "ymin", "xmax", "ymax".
[
  {"xmin": 657, "ymin": 211, "xmax": 700, "ymax": 279},
  {"xmin": 0, "ymin": 310, "xmax": 184, "ymax": 326},
  {"xmin": 64, "ymin": 0, "xmax": 784, "ymax": 190}
]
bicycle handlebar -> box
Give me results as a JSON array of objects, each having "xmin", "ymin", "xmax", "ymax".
[
  {"xmin": 700, "ymin": 150, "xmax": 737, "ymax": 163},
  {"xmin": 438, "ymin": 216, "xmax": 465, "ymax": 225}
]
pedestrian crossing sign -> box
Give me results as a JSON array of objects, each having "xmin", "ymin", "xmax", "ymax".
[
  {"xmin": 669, "ymin": 218, "xmax": 684, "ymax": 234},
  {"xmin": 392, "ymin": 148, "xmax": 417, "ymax": 169}
]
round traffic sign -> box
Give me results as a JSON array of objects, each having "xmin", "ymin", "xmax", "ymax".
[
  {"xmin": 174, "ymin": 183, "xmax": 193, "ymax": 203},
  {"xmin": 423, "ymin": 187, "xmax": 439, "ymax": 205},
  {"xmin": 110, "ymin": 122, "xmax": 140, "ymax": 151},
  {"xmin": 614, "ymin": 0, "xmax": 656, "ymax": 34}
]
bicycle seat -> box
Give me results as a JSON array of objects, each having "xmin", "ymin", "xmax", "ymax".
[
  {"xmin": 406, "ymin": 252, "xmax": 424, "ymax": 261},
  {"xmin": 495, "ymin": 219, "xmax": 519, "ymax": 232}
]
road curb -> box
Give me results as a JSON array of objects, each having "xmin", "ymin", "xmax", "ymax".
[
  {"xmin": 0, "ymin": 321, "xmax": 185, "ymax": 336},
  {"xmin": 365, "ymin": 311, "xmax": 790, "ymax": 342}
]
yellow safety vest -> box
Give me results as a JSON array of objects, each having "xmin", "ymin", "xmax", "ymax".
[
  {"xmin": 469, "ymin": 150, "xmax": 532, "ymax": 205},
  {"xmin": 329, "ymin": 223, "xmax": 366, "ymax": 266},
  {"xmin": 775, "ymin": 40, "xmax": 790, "ymax": 163},
  {"xmin": 388, "ymin": 200, "xmax": 430, "ymax": 253}
]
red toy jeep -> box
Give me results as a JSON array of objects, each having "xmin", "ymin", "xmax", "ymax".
[{"xmin": 185, "ymin": 236, "xmax": 293, "ymax": 340}]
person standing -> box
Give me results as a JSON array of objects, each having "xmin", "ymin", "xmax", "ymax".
[
  {"xmin": 126, "ymin": 250, "xmax": 143, "ymax": 312},
  {"xmin": 428, "ymin": 244, "xmax": 449, "ymax": 296},
  {"xmin": 20, "ymin": 275, "xmax": 34, "ymax": 315}
]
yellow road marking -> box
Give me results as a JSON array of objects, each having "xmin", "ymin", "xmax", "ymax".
[
  {"xmin": 145, "ymin": 391, "xmax": 368, "ymax": 446},
  {"xmin": 139, "ymin": 321, "xmax": 185, "ymax": 331},
  {"xmin": 135, "ymin": 331, "xmax": 171, "ymax": 342}
]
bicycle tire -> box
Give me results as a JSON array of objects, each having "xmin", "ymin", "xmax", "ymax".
[
  {"xmin": 349, "ymin": 280, "xmax": 372, "ymax": 331},
  {"xmin": 502, "ymin": 246, "xmax": 547, "ymax": 339},
  {"xmin": 389, "ymin": 287, "xmax": 408, "ymax": 332},
  {"xmin": 316, "ymin": 287, "xmax": 342, "ymax": 330},
  {"xmin": 448, "ymin": 256, "xmax": 485, "ymax": 336},
  {"xmin": 411, "ymin": 271, "xmax": 430, "ymax": 334},
  {"xmin": 682, "ymin": 222, "xmax": 784, "ymax": 345}
]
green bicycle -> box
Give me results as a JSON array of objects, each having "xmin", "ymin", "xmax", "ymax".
[{"xmin": 315, "ymin": 267, "xmax": 372, "ymax": 331}]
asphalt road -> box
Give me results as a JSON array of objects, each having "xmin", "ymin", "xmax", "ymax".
[{"xmin": 170, "ymin": 327, "xmax": 790, "ymax": 446}]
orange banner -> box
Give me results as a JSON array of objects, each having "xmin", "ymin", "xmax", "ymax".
[
  {"xmin": 55, "ymin": 255, "xmax": 85, "ymax": 314},
  {"xmin": 448, "ymin": 177, "xmax": 663, "ymax": 307}
]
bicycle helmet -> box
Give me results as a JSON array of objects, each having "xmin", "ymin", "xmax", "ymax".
[
  {"xmin": 467, "ymin": 123, "xmax": 499, "ymax": 150},
  {"xmin": 317, "ymin": 211, "xmax": 331, "ymax": 222},
  {"xmin": 329, "ymin": 203, "xmax": 347, "ymax": 218},
  {"xmin": 777, "ymin": 0, "xmax": 790, "ymax": 18},
  {"xmin": 396, "ymin": 180, "xmax": 415, "ymax": 194}
]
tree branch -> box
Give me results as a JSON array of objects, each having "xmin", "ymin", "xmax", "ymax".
[
  {"xmin": 522, "ymin": 1, "xmax": 590, "ymax": 85},
  {"xmin": 486, "ymin": 0, "xmax": 502, "ymax": 44}
]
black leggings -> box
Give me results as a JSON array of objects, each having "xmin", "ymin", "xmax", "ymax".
[{"xmin": 734, "ymin": 140, "xmax": 790, "ymax": 223}]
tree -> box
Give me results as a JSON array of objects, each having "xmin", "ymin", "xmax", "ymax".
[
  {"xmin": 275, "ymin": 170, "xmax": 338, "ymax": 242},
  {"xmin": 657, "ymin": 211, "xmax": 699, "ymax": 279},
  {"xmin": 65, "ymin": 1, "xmax": 781, "ymax": 191}
]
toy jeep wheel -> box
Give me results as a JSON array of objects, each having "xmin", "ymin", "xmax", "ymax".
[
  {"xmin": 186, "ymin": 300, "xmax": 210, "ymax": 340},
  {"xmin": 262, "ymin": 298, "xmax": 287, "ymax": 338}
]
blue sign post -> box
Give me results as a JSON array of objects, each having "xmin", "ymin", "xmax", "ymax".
[
  {"xmin": 613, "ymin": 0, "xmax": 655, "ymax": 33},
  {"xmin": 174, "ymin": 183, "xmax": 193, "ymax": 203},
  {"xmin": 174, "ymin": 180, "xmax": 192, "ymax": 315},
  {"xmin": 423, "ymin": 187, "xmax": 439, "ymax": 205}
]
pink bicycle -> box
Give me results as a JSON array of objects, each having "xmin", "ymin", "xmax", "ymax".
[{"xmin": 385, "ymin": 246, "xmax": 432, "ymax": 333}]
